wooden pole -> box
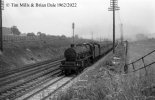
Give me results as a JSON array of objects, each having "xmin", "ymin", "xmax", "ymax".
[
  {"xmin": 0, "ymin": 0, "xmax": 3, "ymax": 51},
  {"xmin": 72, "ymin": 22, "xmax": 74, "ymax": 44},
  {"xmin": 108, "ymin": 0, "xmax": 120, "ymax": 54},
  {"xmin": 113, "ymin": 0, "xmax": 115, "ymax": 54}
]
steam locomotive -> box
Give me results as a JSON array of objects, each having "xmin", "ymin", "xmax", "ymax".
[{"xmin": 60, "ymin": 42, "xmax": 113, "ymax": 75}]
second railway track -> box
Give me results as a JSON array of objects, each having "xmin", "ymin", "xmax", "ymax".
[
  {"xmin": 0, "ymin": 58, "xmax": 64, "ymax": 100},
  {"xmin": 17, "ymin": 74, "xmax": 77, "ymax": 100}
]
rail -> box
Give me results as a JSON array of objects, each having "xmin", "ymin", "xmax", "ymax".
[
  {"xmin": 0, "ymin": 61, "xmax": 62, "ymax": 100},
  {"xmin": 125, "ymin": 45, "xmax": 155, "ymax": 75},
  {"xmin": 0, "ymin": 56, "xmax": 64, "ymax": 78}
]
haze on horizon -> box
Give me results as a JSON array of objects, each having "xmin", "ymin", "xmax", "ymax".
[{"xmin": 2, "ymin": 0, "xmax": 155, "ymax": 40}]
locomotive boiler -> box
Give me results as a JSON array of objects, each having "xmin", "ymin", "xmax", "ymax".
[{"xmin": 60, "ymin": 42, "xmax": 113, "ymax": 75}]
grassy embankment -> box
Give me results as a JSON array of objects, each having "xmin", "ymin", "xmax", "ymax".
[
  {"xmin": 126, "ymin": 40, "xmax": 155, "ymax": 99},
  {"xmin": 0, "ymin": 36, "xmax": 71, "ymax": 72}
]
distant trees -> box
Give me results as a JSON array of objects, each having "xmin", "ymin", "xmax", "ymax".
[
  {"xmin": 11, "ymin": 26, "xmax": 21, "ymax": 35},
  {"xmin": 37, "ymin": 32, "xmax": 42, "ymax": 36},
  {"xmin": 37, "ymin": 32, "xmax": 46, "ymax": 37},
  {"xmin": 26, "ymin": 32, "xmax": 46, "ymax": 37},
  {"xmin": 61, "ymin": 35, "xmax": 67, "ymax": 39},
  {"xmin": 27, "ymin": 32, "xmax": 35, "ymax": 36}
]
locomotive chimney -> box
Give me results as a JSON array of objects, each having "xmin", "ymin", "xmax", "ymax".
[{"xmin": 71, "ymin": 44, "xmax": 75, "ymax": 48}]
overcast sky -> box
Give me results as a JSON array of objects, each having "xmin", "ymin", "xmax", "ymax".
[{"xmin": 2, "ymin": 0, "xmax": 155, "ymax": 40}]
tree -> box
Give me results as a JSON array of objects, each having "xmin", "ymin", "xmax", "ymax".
[
  {"xmin": 37, "ymin": 32, "xmax": 46, "ymax": 37},
  {"xmin": 37, "ymin": 32, "xmax": 42, "ymax": 36},
  {"xmin": 11, "ymin": 26, "xmax": 21, "ymax": 35},
  {"xmin": 61, "ymin": 35, "xmax": 67, "ymax": 39},
  {"xmin": 27, "ymin": 32, "xmax": 35, "ymax": 36}
]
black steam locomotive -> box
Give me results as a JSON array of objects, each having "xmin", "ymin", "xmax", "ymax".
[{"xmin": 60, "ymin": 42, "xmax": 113, "ymax": 75}]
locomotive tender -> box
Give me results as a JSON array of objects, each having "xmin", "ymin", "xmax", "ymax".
[{"xmin": 60, "ymin": 42, "xmax": 113, "ymax": 75}]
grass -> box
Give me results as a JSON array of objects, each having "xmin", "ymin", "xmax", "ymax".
[
  {"xmin": 0, "ymin": 36, "xmax": 72, "ymax": 73},
  {"xmin": 52, "ymin": 70, "xmax": 155, "ymax": 100}
]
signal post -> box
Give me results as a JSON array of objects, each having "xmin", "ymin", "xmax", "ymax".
[{"xmin": 72, "ymin": 22, "xmax": 75, "ymax": 44}]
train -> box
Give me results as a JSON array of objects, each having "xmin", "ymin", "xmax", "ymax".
[{"xmin": 60, "ymin": 41, "xmax": 113, "ymax": 75}]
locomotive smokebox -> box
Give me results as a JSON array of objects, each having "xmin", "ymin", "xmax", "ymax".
[
  {"xmin": 70, "ymin": 44, "xmax": 75, "ymax": 47},
  {"xmin": 64, "ymin": 47, "xmax": 76, "ymax": 61},
  {"xmin": 64, "ymin": 44, "xmax": 90, "ymax": 61}
]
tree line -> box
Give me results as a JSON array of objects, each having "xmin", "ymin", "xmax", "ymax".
[{"xmin": 11, "ymin": 26, "xmax": 46, "ymax": 36}]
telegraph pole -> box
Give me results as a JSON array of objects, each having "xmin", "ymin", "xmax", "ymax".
[
  {"xmin": 0, "ymin": 0, "xmax": 3, "ymax": 52},
  {"xmin": 108, "ymin": 0, "xmax": 120, "ymax": 54},
  {"xmin": 72, "ymin": 22, "xmax": 75, "ymax": 44}
]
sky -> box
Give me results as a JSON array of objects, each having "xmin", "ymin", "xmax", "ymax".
[{"xmin": 2, "ymin": 0, "xmax": 155, "ymax": 40}]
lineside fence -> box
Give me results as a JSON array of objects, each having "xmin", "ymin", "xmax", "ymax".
[{"xmin": 124, "ymin": 43, "xmax": 155, "ymax": 76}]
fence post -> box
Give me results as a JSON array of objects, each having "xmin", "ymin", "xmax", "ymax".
[
  {"xmin": 124, "ymin": 64, "xmax": 128, "ymax": 74},
  {"xmin": 141, "ymin": 57, "xmax": 148, "ymax": 76},
  {"xmin": 124, "ymin": 41, "xmax": 128, "ymax": 73},
  {"xmin": 132, "ymin": 63, "xmax": 135, "ymax": 71},
  {"xmin": 126, "ymin": 41, "xmax": 128, "ymax": 55}
]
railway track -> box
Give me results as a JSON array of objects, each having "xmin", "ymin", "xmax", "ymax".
[
  {"xmin": 0, "ymin": 59, "xmax": 64, "ymax": 100},
  {"xmin": 0, "ymin": 57, "xmax": 63, "ymax": 78},
  {"xmin": 40, "ymin": 76, "xmax": 76, "ymax": 100},
  {"xmin": 16, "ymin": 74, "xmax": 76, "ymax": 100},
  {"xmin": 18, "ymin": 44, "xmax": 116, "ymax": 100}
]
